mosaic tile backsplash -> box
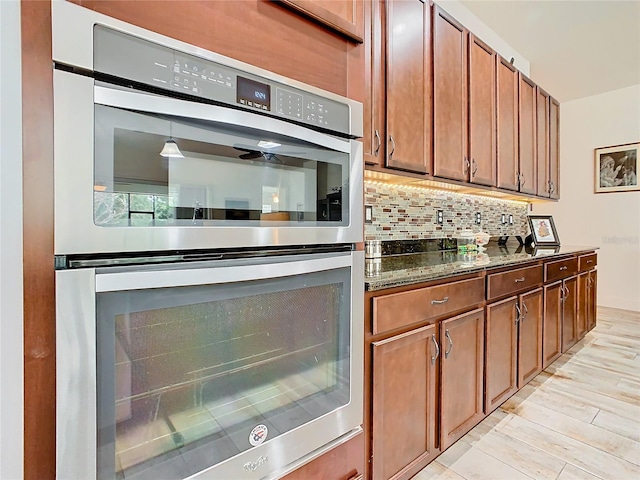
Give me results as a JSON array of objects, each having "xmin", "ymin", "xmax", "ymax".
[{"xmin": 364, "ymin": 181, "xmax": 529, "ymax": 241}]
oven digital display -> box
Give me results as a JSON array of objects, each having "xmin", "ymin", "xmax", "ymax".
[{"xmin": 237, "ymin": 76, "xmax": 271, "ymax": 110}]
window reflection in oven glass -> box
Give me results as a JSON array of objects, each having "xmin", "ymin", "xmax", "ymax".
[{"xmin": 97, "ymin": 268, "xmax": 350, "ymax": 479}]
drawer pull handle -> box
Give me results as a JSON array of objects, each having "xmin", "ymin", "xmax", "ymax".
[
  {"xmin": 431, "ymin": 296, "xmax": 449, "ymax": 305},
  {"xmin": 445, "ymin": 329, "xmax": 453, "ymax": 358},
  {"xmin": 514, "ymin": 277, "xmax": 526, "ymax": 283},
  {"xmin": 559, "ymin": 266, "xmax": 568, "ymax": 271},
  {"xmin": 431, "ymin": 334, "xmax": 440, "ymax": 365},
  {"xmin": 587, "ymin": 260, "xmax": 593, "ymax": 264}
]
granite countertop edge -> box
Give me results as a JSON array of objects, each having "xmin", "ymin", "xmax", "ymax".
[{"xmin": 365, "ymin": 244, "xmax": 599, "ymax": 292}]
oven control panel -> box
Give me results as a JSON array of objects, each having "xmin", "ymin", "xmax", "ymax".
[{"xmin": 93, "ymin": 26, "xmax": 351, "ymax": 136}]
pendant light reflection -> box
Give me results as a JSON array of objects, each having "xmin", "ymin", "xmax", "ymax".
[{"xmin": 160, "ymin": 122, "xmax": 184, "ymax": 158}]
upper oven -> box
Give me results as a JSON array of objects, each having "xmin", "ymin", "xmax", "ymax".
[{"xmin": 52, "ymin": 3, "xmax": 363, "ymax": 256}]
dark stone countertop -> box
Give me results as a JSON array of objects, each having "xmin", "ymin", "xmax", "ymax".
[{"xmin": 365, "ymin": 241, "xmax": 598, "ymax": 292}]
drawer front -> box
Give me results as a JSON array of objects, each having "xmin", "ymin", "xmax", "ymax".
[
  {"xmin": 487, "ymin": 264, "xmax": 543, "ymax": 301},
  {"xmin": 545, "ymin": 256, "xmax": 578, "ymax": 282},
  {"xmin": 578, "ymin": 253, "xmax": 597, "ymax": 272},
  {"xmin": 373, "ymin": 277, "xmax": 485, "ymax": 335}
]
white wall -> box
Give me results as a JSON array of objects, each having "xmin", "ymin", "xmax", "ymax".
[
  {"xmin": 433, "ymin": 0, "xmax": 530, "ymax": 76},
  {"xmin": 0, "ymin": 0, "xmax": 24, "ymax": 478},
  {"xmin": 533, "ymin": 84, "xmax": 640, "ymax": 312}
]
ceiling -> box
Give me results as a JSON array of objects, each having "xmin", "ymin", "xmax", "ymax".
[{"xmin": 459, "ymin": 0, "xmax": 640, "ymax": 103}]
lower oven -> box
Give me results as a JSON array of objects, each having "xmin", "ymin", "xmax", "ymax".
[{"xmin": 56, "ymin": 249, "xmax": 363, "ymax": 480}]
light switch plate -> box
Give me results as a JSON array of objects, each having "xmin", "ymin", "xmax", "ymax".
[
  {"xmin": 437, "ymin": 210, "xmax": 443, "ymax": 224},
  {"xmin": 475, "ymin": 212, "xmax": 482, "ymax": 224},
  {"xmin": 365, "ymin": 205, "xmax": 373, "ymax": 224}
]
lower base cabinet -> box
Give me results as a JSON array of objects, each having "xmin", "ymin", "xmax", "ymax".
[
  {"xmin": 578, "ymin": 269, "xmax": 598, "ymax": 337},
  {"xmin": 517, "ymin": 288, "xmax": 543, "ymax": 387},
  {"xmin": 543, "ymin": 282, "xmax": 563, "ymax": 369},
  {"xmin": 372, "ymin": 324, "xmax": 439, "ymax": 480},
  {"xmin": 440, "ymin": 308, "xmax": 485, "ymax": 450},
  {"xmin": 561, "ymin": 276, "xmax": 578, "ymax": 352}
]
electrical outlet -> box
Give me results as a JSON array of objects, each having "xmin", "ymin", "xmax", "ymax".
[
  {"xmin": 475, "ymin": 212, "xmax": 482, "ymax": 225},
  {"xmin": 508, "ymin": 214, "xmax": 514, "ymax": 225},
  {"xmin": 501, "ymin": 213, "xmax": 506, "ymax": 225},
  {"xmin": 365, "ymin": 205, "xmax": 373, "ymax": 224},
  {"xmin": 437, "ymin": 210, "xmax": 443, "ymax": 225}
]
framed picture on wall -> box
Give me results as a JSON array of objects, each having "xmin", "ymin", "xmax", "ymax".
[
  {"xmin": 527, "ymin": 215, "xmax": 560, "ymax": 246},
  {"xmin": 595, "ymin": 142, "xmax": 639, "ymax": 193}
]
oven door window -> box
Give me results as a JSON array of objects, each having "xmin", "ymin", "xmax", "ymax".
[
  {"xmin": 96, "ymin": 266, "xmax": 351, "ymax": 479},
  {"xmin": 94, "ymin": 105, "xmax": 349, "ymax": 227}
]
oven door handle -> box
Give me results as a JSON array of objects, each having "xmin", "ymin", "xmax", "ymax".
[
  {"xmin": 95, "ymin": 252, "xmax": 355, "ymax": 292},
  {"xmin": 94, "ymin": 85, "xmax": 351, "ymax": 153}
]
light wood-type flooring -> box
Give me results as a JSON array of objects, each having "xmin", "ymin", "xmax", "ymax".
[{"xmin": 414, "ymin": 306, "xmax": 640, "ymax": 480}]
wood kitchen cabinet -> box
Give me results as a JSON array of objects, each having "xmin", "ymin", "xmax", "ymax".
[
  {"xmin": 549, "ymin": 97, "xmax": 561, "ymax": 199},
  {"xmin": 496, "ymin": 56, "xmax": 519, "ymax": 192},
  {"xmin": 440, "ymin": 308, "xmax": 485, "ymax": 450},
  {"xmin": 518, "ymin": 73, "xmax": 537, "ymax": 195},
  {"xmin": 561, "ymin": 276, "xmax": 578, "ymax": 352},
  {"xmin": 372, "ymin": 324, "xmax": 439, "ymax": 480},
  {"xmin": 278, "ymin": 0, "xmax": 364, "ymax": 43},
  {"xmin": 578, "ymin": 269, "xmax": 597, "ymax": 338},
  {"xmin": 536, "ymin": 87, "xmax": 551, "ymax": 197},
  {"xmin": 433, "ymin": 12, "xmax": 496, "ymax": 186},
  {"xmin": 543, "ymin": 281, "xmax": 563, "ymax": 369},
  {"xmin": 517, "ymin": 288, "xmax": 543, "ymax": 386},
  {"xmin": 364, "ymin": 0, "xmax": 431, "ymax": 173}
]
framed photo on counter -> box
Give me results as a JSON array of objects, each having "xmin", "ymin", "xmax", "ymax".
[
  {"xmin": 595, "ymin": 142, "xmax": 639, "ymax": 193},
  {"xmin": 528, "ymin": 215, "xmax": 560, "ymax": 246}
]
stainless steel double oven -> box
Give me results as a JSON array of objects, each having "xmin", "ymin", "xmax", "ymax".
[{"xmin": 52, "ymin": 3, "xmax": 363, "ymax": 480}]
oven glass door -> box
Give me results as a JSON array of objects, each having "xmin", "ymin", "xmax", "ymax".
[
  {"xmin": 94, "ymin": 99, "xmax": 350, "ymax": 228},
  {"xmin": 94, "ymin": 254, "xmax": 352, "ymax": 480}
]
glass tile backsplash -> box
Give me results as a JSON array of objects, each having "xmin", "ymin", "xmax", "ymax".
[{"xmin": 364, "ymin": 182, "xmax": 529, "ymax": 241}]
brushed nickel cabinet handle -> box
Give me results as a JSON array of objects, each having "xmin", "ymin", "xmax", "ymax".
[
  {"xmin": 431, "ymin": 334, "xmax": 440, "ymax": 365},
  {"xmin": 472, "ymin": 158, "xmax": 478, "ymax": 175},
  {"xmin": 445, "ymin": 330, "xmax": 453, "ymax": 358},
  {"xmin": 514, "ymin": 277, "xmax": 526, "ymax": 283},
  {"xmin": 515, "ymin": 303, "xmax": 521, "ymax": 323},
  {"xmin": 522, "ymin": 300, "xmax": 528, "ymax": 322},
  {"xmin": 587, "ymin": 260, "xmax": 593, "ymax": 264},
  {"xmin": 560, "ymin": 266, "xmax": 568, "ymax": 271},
  {"xmin": 374, "ymin": 129, "xmax": 381, "ymax": 157},
  {"xmin": 431, "ymin": 296, "xmax": 449, "ymax": 305},
  {"xmin": 464, "ymin": 156, "xmax": 470, "ymax": 174},
  {"xmin": 389, "ymin": 135, "xmax": 396, "ymax": 158}
]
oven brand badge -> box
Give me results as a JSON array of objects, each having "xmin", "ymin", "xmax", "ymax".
[
  {"xmin": 244, "ymin": 455, "xmax": 269, "ymax": 472},
  {"xmin": 249, "ymin": 424, "xmax": 268, "ymax": 447}
]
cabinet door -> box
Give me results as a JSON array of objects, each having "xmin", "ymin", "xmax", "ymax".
[
  {"xmin": 468, "ymin": 34, "xmax": 496, "ymax": 187},
  {"xmin": 496, "ymin": 56, "xmax": 519, "ymax": 191},
  {"xmin": 577, "ymin": 272, "xmax": 589, "ymax": 339},
  {"xmin": 485, "ymin": 297, "xmax": 518, "ymax": 413},
  {"xmin": 543, "ymin": 282, "xmax": 563, "ymax": 369},
  {"xmin": 440, "ymin": 308, "xmax": 485, "ymax": 450},
  {"xmin": 561, "ymin": 276, "xmax": 578, "ymax": 352},
  {"xmin": 518, "ymin": 288, "xmax": 543, "ymax": 387},
  {"xmin": 372, "ymin": 324, "xmax": 438, "ymax": 480},
  {"xmin": 518, "ymin": 73, "xmax": 537, "ymax": 195},
  {"xmin": 278, "ymin": 0, "xmax": 364, "ymax": 43},
  {"xmin": 587, "ymin": 270, "xmax": 598, "ymax": 332},
  {"xmin": 549, "ymin": 97, "xmax": 560, "ymax": 199},
  {"xmin": 536, "ymin": 87, "xmax": 551, "ymax": 197},
  {"xmin": 363, "ymin": 0, "xmax": 384, "ymax": 167},
  {"xmin": 433, "ymin": 6, "xmax": 467, "ymax": 181},
  {"xmin": 386, "ymin": 0, "xmax": 430, "ymax": 174}
]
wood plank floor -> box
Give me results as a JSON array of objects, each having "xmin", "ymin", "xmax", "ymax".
[{"xmin": 414, "ymin": 306, "xmax": 640, "ymax": 480}]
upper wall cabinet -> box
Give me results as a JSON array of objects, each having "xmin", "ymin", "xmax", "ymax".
[
  {"xmin": 518, "ymin": 73, "xmax": 538, "ymax": 195},
  {"xmin": 536, "ymin": 87, "xmax": 551, "ymax": 197},
  {"xmin": 549, "ymin": 97, "xmax": 560, "ymax": 199},
  {"xmin": 433, "ymin": 7, "xmax": 467, "ymax": 182},
  {"xmin": 496, "ymin": 56, "xmax": 520, "ymax": 191},
  {"xmin": 277, "ymin": 0, "xmax": 364, "ymax": 43},
  {"xmin": 364, "ymin": 0, "xmax": 431, "ymax": 174}
]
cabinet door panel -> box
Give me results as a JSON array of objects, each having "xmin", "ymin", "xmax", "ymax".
[
  {"xmin": 278, "ymin": 0, "xmax": 364, "ymax": 43},
  {"xmin": 468, "ymin": 34, "xmax": 496, "ymax": 186},
  {"xmin": 372, "ymin": 324, "xmax": 438, "ymax": 480},
  {"xmin": 562, "ymin": 277, "xmax": 578, "ymax": 352},
  {"xmin": 386, "ymin": 0, "xmax": 430, "ymax": 174},
  {"xmin": 363, "ymin": 0, "xmax": 384, "ymax": 167},
  {"xmin": 536, "ymin": 87, "xmax": 550, "ymax": 197},
  {"xmin": 543, "ymin": 282, "xmax": 563, "ymax": 368},
  {"xmin": 496, "ymin": 57, "xmax": 519, "ymax": 191},
  {"xmin": 518, "ymin": 288, "xmax": 543, "ymax": 387},
  {"xmin": 485, "ymin": 297, "xmax": 518, "ymax": 413},
  {"xmin": 587, "ymin": 270, "xmax": 597, "ymax": 331},
  {"xmin": 433, "ymin": 7, "xmax": 467, "ymax": 181},
  {"xmin": 519, "ymin": 74, "xmax": 537, "ymax": 195},
  {"xmin": 440, "ymin": 309, "xmax": 485, "ymax": 450},
  {"xmin": 549, "ymin": 98, "xmax": 560, "ymax": 199},
  {"xmin": 577, "ymin": 273, "xmax": 589, "ymax": 340}
]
